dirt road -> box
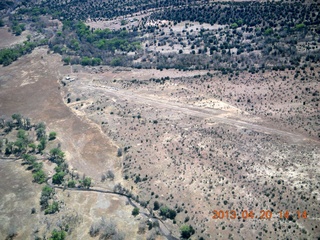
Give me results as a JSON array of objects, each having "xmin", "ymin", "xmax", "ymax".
[{"xmin": 85, "ymin": 83, "xmax": 317, "ymax": 144}]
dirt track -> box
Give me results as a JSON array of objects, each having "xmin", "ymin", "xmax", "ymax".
[{"xmin": 85, "ymin": 83, "xmax": 316, "ymax": 144}]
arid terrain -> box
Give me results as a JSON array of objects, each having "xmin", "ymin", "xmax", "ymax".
[
  {"xmin": 1, "ymin": 45, "xmax": 319, "ymax": 239},
  {"xmin": 1, "ymin": 0, "xmax": 320, "ymax": 239},
  {"xmin": 63, "ymin": 62, "xmax": 320, "ymax": 239}
]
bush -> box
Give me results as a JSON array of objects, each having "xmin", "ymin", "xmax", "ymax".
[
  {"xmin": 67, "ymin": 180, "xmax": 76, "ymax": 188},
  {"xmin": 83, "ymin": 177, "xmax": 91, "ymax": 189},
  {"xmin": 153, "ymin": 201, "xmax": 160, "ymax": 210},
  {"xmin": 180, "ymin": 225, "xmax": 195, "ymax": 239},
  {"xmin": 49, "ymin": 132, "xmax": 57, "ymax": 140},
  {"xmin": 106, "ymin": 170, "xmax": 115, "ymax": 180},
  {"xmin": 50, "ymin": 229, "xmax": 66, "ymax": 240},
  {"xmin": 33, "ymin": 170, "xmax": 46, "ymax": 184},
  {"xmin": 132, "ymin": 207, "xmax": 139, "ymax": 216},
  {"xmin": 42, "ymin": 185, "xmax": 54, "ymax": 197},
  {"xmin": 160, "ymin": 206, "xmax": 169, "ymax": 216},
  {"xmin": 52, "ymin": 171, "xmax": 65, "ymax": 185},
  {"xmin": 45, "ymin": 201, "xmax": 59, "ymax": 214},
  {"xmin": 100, "ymin": 218, "xmax": 117, "ymax": 239},
  {"xmin": 117, "ymin": 148, "xmax": 122, "ymax": 157},
  {"xmin": 89, "ymin": 222, "xmax": 100, "ymax": 237}
]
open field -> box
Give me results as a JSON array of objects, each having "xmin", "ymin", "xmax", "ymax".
[
  {"xmin": 0, "ymin": 48, "xmax": 168, "ymax": 239},
  {"xmin": 0, "ymin": 48, "xmax": 119, "ymax": 182},
  {"xmin": 0, "ymin": 27, "xmax": 30, "ymax": 48}
]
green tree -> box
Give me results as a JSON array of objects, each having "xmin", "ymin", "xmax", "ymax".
[
  {"xmin": 40, "ymin": 185, "xmax": 54, "ymax": 208},
  {"xmin": 28, "ymin": 143, "xmax": 37, "ymax": 152},
  {"xmin": 12, "ymin": 113, "xmax": 22, "ymax": 127},
  {"xmin": 45, "ymin": 201, "xmax": 59, "ymax": 214},
  {"xmin": 22, "ymin": 154, "xmax": 36, "ymax": 165},
  {"xmin": 49, "ymin": 132, "xmax": 57, "ymax": 141},
  {"xmin": 42, "ymin": 185, "xmax": 54, "ymax": 198},
  {"xmin": 168, "ymin": 209, "xmax": 177, "ymax": 220},
  {"xmin": 83, "ymin": 177, "xmax": 91, "ymax": 189},
  {"xmin": 62, "ymin": 57, "xmax": 70, "ymax": 65},
  {"xmin": 50, "ymin": 229, "xmax": 66, "ymax": 240},
  {"xmin": 32, "ymin": 161, "xmax": 43, "ymax": 172},
  {"xmin": 35, "ymin": 122, "xmax": 46, "ymax": 140},
  {"xmin": 160, "ymin": 206, "xmax": 169, "ymax": 216},
  {"xmin": 230, "ymin": 23, "xmax": 238, "ymax": 29},
  {"xmin": 33, "ymin": 170, "xmax": 46, "ymax": 184},
  {"xmin": 132, "ymin": 207, "xmax": 139, "ymax": 216},
  {"xmin": 17, "ymin": 129, "xmax": 27, "ymax": 139},
  {"xmin": 36, "ymin": 127, "xmax": 46, "ymax": 140},
  {"xmin": 264, "ymin": 28, "xmax": 274, "ymax": 36},
  {"xmin": 37, "ymin": 137, "xmax": 46, "ymax": 152},
  {"xmin": 153, "ymin": 201, "xmax": 160, "ymax": 210},
  {"xmin": 295, "ymin": 23, "xmax": 306, "ymax": 31},
  {"xmin": 5, "ymin": 142, "xmax": 14, "ymax": 155},
  {"xmin": 52, "ymin": 171, "xmax": 65, "ymax": 185},
  {"xmin": 50, "ymin": 148, "xmax": 65, "ymax": 164},
  {"xmin": 67, "ymin": 180, "xmax": 76, "ymax": 188},
  {"xmin": 180, "ymin": 225, "xmax": 195, "ymax": 239},
  {"xmin": 14, "ymin": 138, "xmax": 27, "ymax": 153}
]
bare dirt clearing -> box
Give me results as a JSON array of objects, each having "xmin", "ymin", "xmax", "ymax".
[
  {"xmin": 0, "ymin": 27, "xmax": 30, "ymax": 48},
  {"xmin": 0, "ymin": 47, "xmax": 118, "ymax": 182}
]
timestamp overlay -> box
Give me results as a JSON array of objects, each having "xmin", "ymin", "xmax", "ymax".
[{"xmin": 212, "ymin": 210, "xmax": 309, "ymax": 220}]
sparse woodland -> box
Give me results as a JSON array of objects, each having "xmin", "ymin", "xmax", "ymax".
[{"xmin": 0, "ymin": 0, "xmax": 319, "ymax": 72}]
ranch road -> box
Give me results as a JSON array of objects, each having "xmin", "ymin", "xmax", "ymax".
[{"xmin": 81, "ymin": 83, "xmax": 318, "ymax": 145}]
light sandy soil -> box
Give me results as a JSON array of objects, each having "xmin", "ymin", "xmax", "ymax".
[
  {"xmin": 0, "ymin": 27, "xmax": 30, "ymax": 48},
  {"xmin": 0, "ymin": 160, "xmax": 41, "ymax": 240},
  {"xmin": 0, "ymin": 47, "xmax": 119, "ymax": 183}
]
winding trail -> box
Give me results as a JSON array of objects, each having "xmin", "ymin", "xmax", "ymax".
[
  {"xmin": 47, "ymin": 178, "xmax": 178, "ymax": 240},
  {"xmin": 0, "ymin": 157, "xmax": 177, "ymax": 240}
]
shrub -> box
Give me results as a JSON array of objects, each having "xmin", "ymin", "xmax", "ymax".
[
  {"xmin": 52, "ymin": 171, "xmax": 65, "ymax": 185},
  {"xmin": 49, "ymin": 132, "xmax": 57, "ymax": 140},
  {"xmin": 180, "ymin": 225, "xmax": 195, "ymax": 239},
  {"xmin": 67, "ymin": 180, "xmax": 76, "ymax": 188},
  {"xmin": 89, "ymin": 222, "xmax": 100, "ymax": 237},
  {"xmin": 33, "ymin": 170, "xmax": 46, "ymax": 184},
  {"xmin": 50, "ymin": 229, "xmax": 66, "ymax": 240},
  {"xmin": 153, "ymin": 201, "xmax": 160, "ymax": 210},
  {"xmin": 83, "ymin": 177, "xmax": 91, "ymax": 189},
  {"xmin": 132, "ymin": 207, "xmax": 139, "ymax": 216},
  {"xmin": 100, "ymin": 218, "xmax": 117, "ymax": 239},
  {"xmin": 45, "ymin": 201, "xmax": 59, "ymax": 214}
]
